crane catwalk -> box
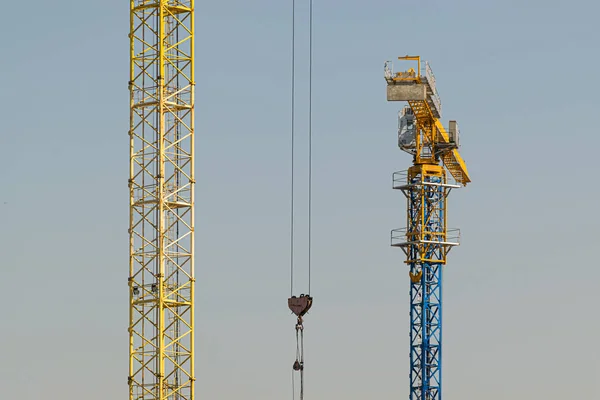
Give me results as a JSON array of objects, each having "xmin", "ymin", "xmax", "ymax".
[
  {"xmin": 128, "ymin": 1, "xmax": 195, "ymax": 400},
  {"xmin": 386, "ymin": 56, "xmax": 470, "ymax": 400}
]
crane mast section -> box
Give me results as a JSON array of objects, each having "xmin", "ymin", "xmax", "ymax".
[
  {"xmin": 391, "ymin": 164, "xmax": 456, "ymax": 400},
  {"xmin": 129, "ymin": 1, "xmax": 195, "ymax": 400}
]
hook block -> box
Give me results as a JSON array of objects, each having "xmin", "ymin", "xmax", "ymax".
[{"xmin": 288, "ymin": 294, "xmax": 313, "ymax": 317}]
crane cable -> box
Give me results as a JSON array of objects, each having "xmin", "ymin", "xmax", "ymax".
[
  {"xmin": 289, "ymin": 1, "xmax": 313, "ymax": 399},
  {"xmin": 290, "ymin": 0, "xmax": 295, "ymax": 299},
  {"xmin": 308, "ymin": 0, "xmax": 313, "ymax": 297},
  {"xmin": 289, "ymin": 0, "xmax": 314, "ymax": 298}
]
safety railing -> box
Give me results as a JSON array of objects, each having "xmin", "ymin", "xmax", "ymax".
[
  {"xmin": 385, "ymin": 60, "xmax": 430, "ymax": 82},
  {"xmin": 132, "ymin": 183, "xmax": 191, "ymax": 205},
  {"xmin": 392, "ymin": 170, "xmax": 459, "ymax": 189},
  {"xmin": 392, "ymin": 170, "xmax": 410, "ymax": 189},
  {"xmin": 132, "ymin": 184, "xmax": 159, "ymax": 204},
  {"xmin": 169, "ymin": 0, "xmax": 192, "ymax": 7},
  {"xmin": 384, "ymin": 60, "xmax": 419, "ymax": 82},
  {"xmin": 429, "ymin": 91, "xmax": 442, "ymax": 117},
  {"xmin": 391, "ymin": 228, "xmax": 461, "ymax": 247},
  {"xmin": 134, "ymin": 0, "xmax": 192, "ymax": 6},
  {"xmin": 424, "ymin": 62, "xmax": 442, "ymax": 117},
  {"xmin": 131, "ymin": 85, "xmax": 192, "ymax": 107},
  {"xmin": 164, "ymin": 85, "xmax": 193, "ymax": 106},
  {"xmin": 131, "ymin": 85, "xmax": 159, "ymax": 106},
  {"xmin": 391, "ymin": 228, "xmax": 411, "ymax": 247},
  {"xmin": 131, "ymin": 282, "xmax": 192, "ymax": 302},
  {"xmin": 165, "ymin": 183, "xmax": 192, "ymax": 205},
  {"xmin": 134, "ymin": 0, "xmax": 156, "ymax": 6},
  {"xmin": 384, "ymin": 61, "xmax": 393, "ymax": 80},
  {"xmin": 443, "ymin": 228, "xmax": 460, "ymax": 244},
  {"xmin": 425, "ymin": 62, "xmax": 437, "ymax": 94}
]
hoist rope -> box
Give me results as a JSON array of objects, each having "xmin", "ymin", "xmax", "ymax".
[
  {"xmin": 307, "ymin": 0, "xmax": 313, "ymax": 296},
  {"xmin": 290, "ymin": 1, "xmax": 313, "ymax": 400},
  {"xmin": 289, "ymin": 0, "xmax": 313, "ymax": 297},
  {"xmin": 290, "ymin": 0, "xmax": 296, "ymax": 298},
  {"xmin": 290, "ymin": 1, "xmax": 297, "ymax": 397},
  {"xmin": 300, "ymin": 328, "xmax": 305, "ymax": 398}
]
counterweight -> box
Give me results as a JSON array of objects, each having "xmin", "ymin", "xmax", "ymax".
[
  {"xmin": 385, "ymin": 56, "xmax": 470, "ymax": 400},
  {"xmin": 128, "ymin": 1, "xmax": 195, "ymax": 400}
]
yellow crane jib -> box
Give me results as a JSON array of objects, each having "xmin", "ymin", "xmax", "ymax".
[{"xmin": 384, "ymin": 56, "xmax": 471, "ymax": 185}]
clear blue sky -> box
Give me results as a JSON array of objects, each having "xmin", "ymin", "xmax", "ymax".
[{"xmin": 1, "ymin": 0, "xmax": 598, "ymax": 399}]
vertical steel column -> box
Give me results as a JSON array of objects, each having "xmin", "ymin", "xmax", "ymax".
[
  {"xmin": 405, "ymin": 165, "xmax": 447, "ymax": 400},
  {"xmin": 129, "ymin": 1, "xmax": 195, "ymax": 399}
]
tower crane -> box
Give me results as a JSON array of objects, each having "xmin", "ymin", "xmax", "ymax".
[
  {"xmin": 128, "ymin": 2, "xmax": 195, "ymax": 400},
  {"xmin": 384, "ymin": 56, "xmax": 471, "ymax": 400}
]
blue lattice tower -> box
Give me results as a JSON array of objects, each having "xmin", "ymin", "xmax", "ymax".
[{"xmin": 393, "ymin": 165, "xmax": 459, "ymax": 400}]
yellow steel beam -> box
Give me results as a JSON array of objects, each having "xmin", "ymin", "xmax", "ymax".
[
  {"xmin": 407, "ymin": 97, "xmax": 471, "ymax": 185},
  {"xmin": 433, "ymin": 120, "xmax": 471, "ymax": 185}
]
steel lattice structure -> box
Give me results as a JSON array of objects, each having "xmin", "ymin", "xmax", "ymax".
[
  {"xmin": 386, "ymin": 56, "xmax": 470, "ymax": 400},
  {"xmin": 128, "ymin": 1, "xmax": 195, "ymax": 400}
]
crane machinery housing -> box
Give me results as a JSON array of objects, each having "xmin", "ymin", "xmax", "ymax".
[
  {"xmin": 384, "ymin": 55, "xmax": 471, "ymax": 400},
  {"xmin": 128, "ymin": 2, "xmax": 195, "ymax": 400}
]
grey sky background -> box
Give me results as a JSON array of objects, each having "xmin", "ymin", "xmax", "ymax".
[{"xmin": 1, "ymin": 0, "xmax": 599, "ymax": 399}]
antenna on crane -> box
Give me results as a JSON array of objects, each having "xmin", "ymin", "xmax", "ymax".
[{"xmin": 288, "ymin": 0, "xmax": 314, "ymax": 399}]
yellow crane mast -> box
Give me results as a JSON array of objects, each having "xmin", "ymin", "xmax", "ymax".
[{"xmin": 128, "ymin": 1, "xmax": 195, "ymax": 400}]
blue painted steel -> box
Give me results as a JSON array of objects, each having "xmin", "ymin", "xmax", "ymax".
[{"xmin": 407, "ymin": 174, "xmax": 445, "ymax": 400}]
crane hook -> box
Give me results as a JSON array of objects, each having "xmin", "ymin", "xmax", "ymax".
[{"xmin": 293, "ymin": 359, "xmax": 304, "ymax": 371}]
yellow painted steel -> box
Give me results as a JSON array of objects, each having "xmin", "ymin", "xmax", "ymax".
[
  {"xmin": 129, "ymin": 1, "xmax": 195, "ymax": 400},
  {"xmin": 391, "ymin": 55, "xmax": 421, "ymax": 82},
  {"xmin": 404, "ymin": 164, "xmax": 452, "ymax": 265},
  {"xmin": 434, "ymin": 119, "xmax": 471, "ymax": 185},
  {"xmin": 392, "ymin": 56, "xmax": 471, "ymax": 185},
  {"xmin": 409, "ymin": 270, "xmax": 423, "ymax": 283}
]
